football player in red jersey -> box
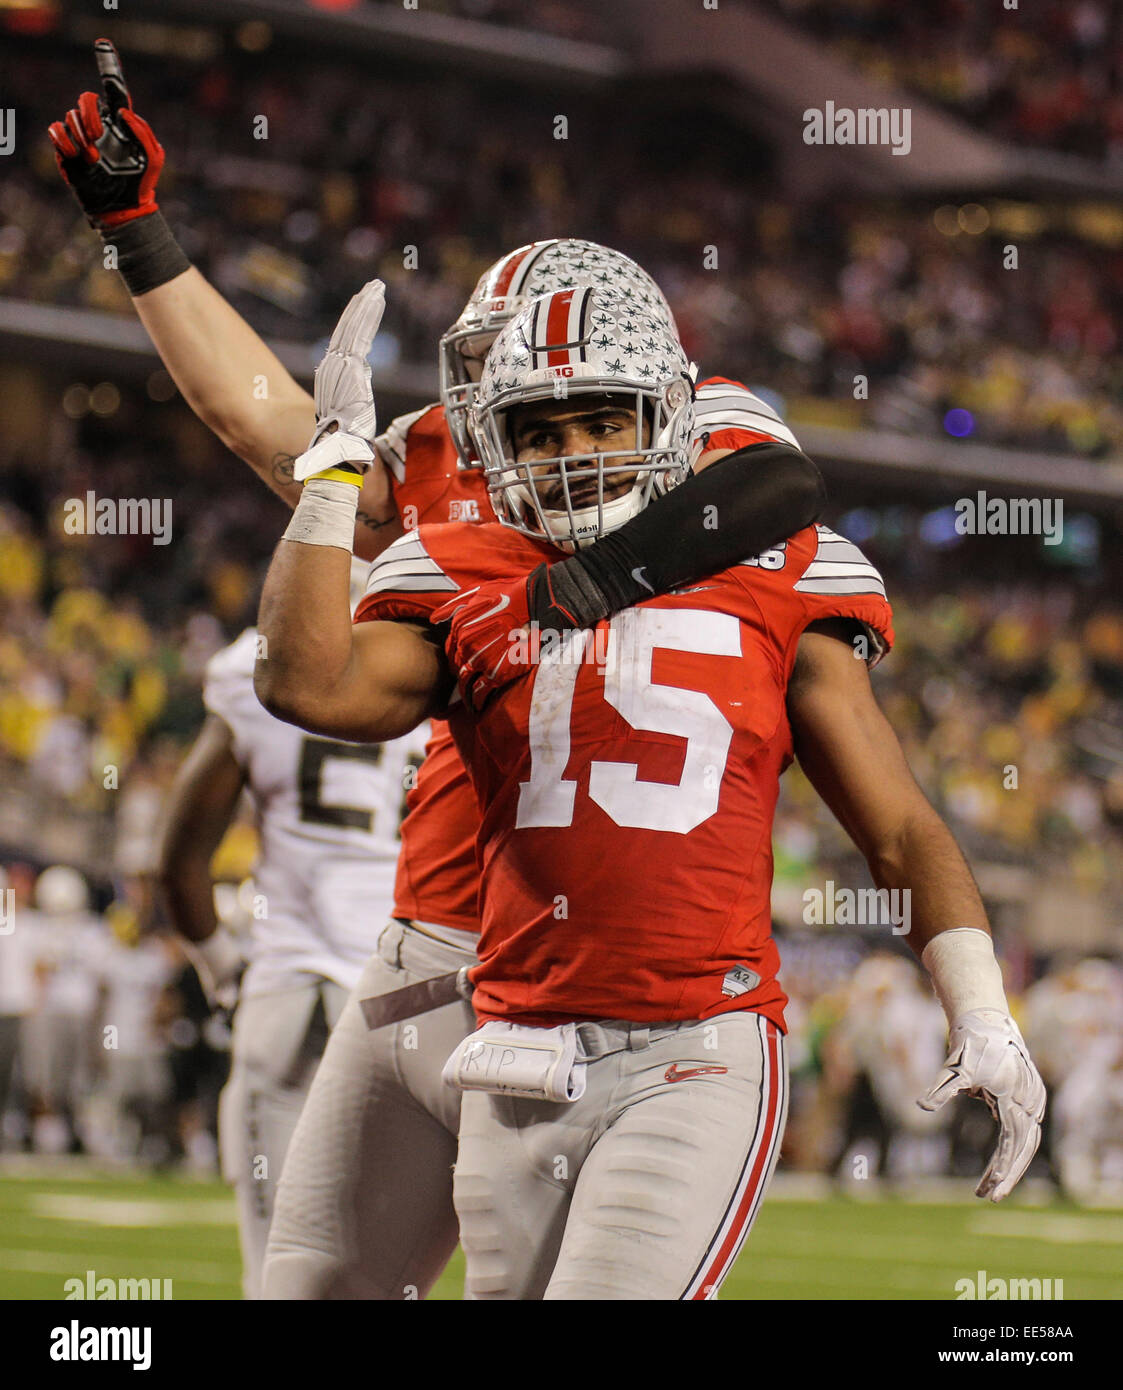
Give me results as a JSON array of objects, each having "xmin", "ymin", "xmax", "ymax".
[
  {"xmin": 257, "ymin": 282, "xmax": 1046, "ymax": 1299},
  {"xmin": 50, "ymin": 45, "xmax": 838, "ymax": 1298}
]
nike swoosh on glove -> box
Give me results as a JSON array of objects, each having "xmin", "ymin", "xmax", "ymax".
[
  {"xmin": 918, "ymin": 1009, "xmax": 1046, "ymax": 1202},
  {"xmin": 431, "ymin": 581, "xmax": 533, "ymax": 713},
  {"xmin": 48, "ymin": 39, "xmax": 165, "ymax": 228}
]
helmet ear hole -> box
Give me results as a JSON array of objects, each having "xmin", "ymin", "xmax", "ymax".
[{"xmin": 664, "ymin": 377, "xmax": 691, "ymax": 412}]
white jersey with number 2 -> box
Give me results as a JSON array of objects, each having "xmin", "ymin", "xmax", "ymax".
[{"xmin": 203, "ymin": 629, "xmax": 428, "ymax": 997}]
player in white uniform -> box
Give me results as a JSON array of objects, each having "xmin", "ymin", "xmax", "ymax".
[
  {"xmin": 0, "ymin": 866, "xmax": 38, "ymax": 1148},
  {"xmin": 22, "ymin": 867, "xmax": 106, "ymax": 1153},
  {"xmin": 158, "ymin": 583, "xmax": 428, "ymax": 1299},
  {"xmin": 94, "ymin": 913, "xmax": 176, "ymax": 1160}
]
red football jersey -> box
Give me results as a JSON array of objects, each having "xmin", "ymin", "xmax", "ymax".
[
  {"xmin": 355, "ymin": 521, "xmax": 894, "ymax": 1030},
  {"xmin": 375, "ymin": 403, "xmax": 492, "ymax": 932},
  {"xmin": 373, "ymin": 384, "xmax": 797, "ymax": 935}
]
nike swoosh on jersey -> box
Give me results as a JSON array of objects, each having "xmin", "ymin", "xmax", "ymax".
[
  {"xmin": 632, "ymin": 567, "xmax": 655, "ymax": 593},
  {"xmin": 664, "ymin": 1063, "xmax": 730, "ymax": 1083}
]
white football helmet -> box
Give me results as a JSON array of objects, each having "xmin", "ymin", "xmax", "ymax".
[
  {"xmin": 471, "ymin": 286, "xmax": 695, "ymax": 552},
  {"xmin": 439, "ymin": 239, "xmax": 677, "ymax": 467},
  {"xmin": 35, "ymin": 864, "xmax": 90, "ymax": 916}
]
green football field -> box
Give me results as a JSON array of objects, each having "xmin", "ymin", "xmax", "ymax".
[{"xmin": 2, "ymin": 1165, "xmax": 1119, "ymax": 1300}]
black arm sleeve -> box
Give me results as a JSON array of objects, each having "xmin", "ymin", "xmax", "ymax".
[{"xmin": 572, "ymin": 441, "xmax": 827, "ymax": 613}]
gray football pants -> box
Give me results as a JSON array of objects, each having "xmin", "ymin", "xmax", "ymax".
[
  {"xmin": 220, "ymin": 979, "xmax": 348, "ymax": 1300},
  {"xmin": 262, "ymin": 921, "xmax": 476, "ymax": 1300},
  {"xmin": 454, "ymin": 1011, "xmax": 788, "ymax": 1300}
]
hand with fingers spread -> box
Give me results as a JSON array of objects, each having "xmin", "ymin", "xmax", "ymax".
[
  {"xmin": 48, "ymin": 38, "xmax": 165, "ymax": 229},
  {"xmin": 918, "ymin": 1008, "xmax": 1045, "ymax": 1202},
  {"xmin": 293, "ymin": 279, "xmax": 387, "ymax": 484},
  {"xmin": 917, "ymin": 927, "xmax": 1048, "ymax": 1203}
]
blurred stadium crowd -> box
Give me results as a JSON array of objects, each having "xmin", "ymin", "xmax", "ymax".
[
  {"xmin": 362, "ymin": 0, "xmax": 621, "ymax": 44},
  {"xmin": 4, "ymin": 40, "xmax": 1123, "ymax": 457},
  {"xmin": 764, "ymin": 0, "xmax": 1123, "ymax": 163}
]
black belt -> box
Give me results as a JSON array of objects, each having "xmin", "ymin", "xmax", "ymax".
[{"xmin": 360, "ymin": 968, "xmax": 472, "ymax": 1031}]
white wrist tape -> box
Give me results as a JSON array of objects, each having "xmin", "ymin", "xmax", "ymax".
[
  {"xmin": 292, "ymin": 431, "xmax": 373, "ymax": 482},
  {"xmin": 282, "ymin": 478, "xmax": 359, "ymax": 550},
  {"xmin": 921, "ymin": 927, "xmax": 1009, "ymax": 1024}
]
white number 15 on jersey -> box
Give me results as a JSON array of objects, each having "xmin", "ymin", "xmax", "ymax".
[{"xmin": 516, "ymin": 608, "xmax": 741, "ymax": 835}]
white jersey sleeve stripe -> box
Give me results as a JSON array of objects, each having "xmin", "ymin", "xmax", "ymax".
[
  {"xmin": 794, "ymin": 527, "xmax": 887, "ymax": 598},
  {"xmin": 796, "ymin": 576, "xmax": 887, "ymax": 596},
  {"xmin": 363, "ymin": 557, "xmax": 457, "ymax": 586},
  {"xmin": 363, "ymin": 533, "xmax": 458, "ymax": 598},
  {"xmin": 696, "ymin": 406, "xmax": 787, "ymax": 428},
  {"xmin": 694, "ymin": 387, "xmax": 782, "ymax": 414},
  {"xmin": 366, "ymin": 572, "xmax": 460, "ymax": 594},
  {"xmin": 374, "ymin": 405, "xmax": 434, "ymax": 484},
  {"xmin": 693, "ymin": 387, "xmax": 800, "ymax": 448},
  {"xmin": 696, "ymin": 414, "xmax": 800, "ymax": 448}
]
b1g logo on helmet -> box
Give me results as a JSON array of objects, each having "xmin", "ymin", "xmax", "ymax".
[{"xmin": 548, "ymin": 365, "xmax": 575, "ymax": 378}]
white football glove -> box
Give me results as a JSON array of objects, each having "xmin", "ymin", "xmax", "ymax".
[
  {"xmin": 293, "ymin": 278, "xmax": 386, "ymax": 482},
  {"xmin": 186, "ymin": 926, "xmax": 243, "ymax": 1013},
  {"xmin": 918, "ymin": 1008, "xmax": 1046, "ymax": 1202}
]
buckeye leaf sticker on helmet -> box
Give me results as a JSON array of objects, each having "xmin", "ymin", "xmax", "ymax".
[
  {"xmin": 439, "ymin": 239, "xmax": 678, "ymax": 469},
  {"xmin": 470, "ymin": 286, "xmax": 695, "ymax": 552}
]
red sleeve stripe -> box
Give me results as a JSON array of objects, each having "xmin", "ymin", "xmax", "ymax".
[{"xmin": 695, "ymin": 427, "xmax": 784, "ymax": 453}]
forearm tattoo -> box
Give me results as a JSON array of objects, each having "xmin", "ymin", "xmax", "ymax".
[
  {"xmin": 356, "ymin": 507, "xmax": 397, "ymax": 532},
  {"xmin": 271, "ymin": 451, "xmax": 297, "ymax": 487},
  {"xmin": 273, "ymin": 450, "xmax": 395, "ymax": 532}
]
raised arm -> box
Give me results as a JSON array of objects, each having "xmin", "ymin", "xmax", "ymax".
[
  {"xmin": 254, "ymin": 279, "xmax": 450, "ymax": 742},
  {"xmin": 132, "ymin": 270, "xmax": 315, "ymax": 498},
  {"xmin": 787, "ymin": 619, "xmax": 1046, "ymax": 1201},
  {"xmin": 49, "ymin": 40, "xmax": 399, "ymax": 559}
]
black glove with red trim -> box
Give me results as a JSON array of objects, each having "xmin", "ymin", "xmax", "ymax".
[{"xmin": 48, "ymin": 39, "xmax": 165, "ymax": 229}]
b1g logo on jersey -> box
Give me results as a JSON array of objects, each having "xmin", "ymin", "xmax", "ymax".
[{"xmin": 449, "ymin": 499, "xmax": 481, "ymax": 522}]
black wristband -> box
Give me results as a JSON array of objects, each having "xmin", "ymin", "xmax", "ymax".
[
  {"xmin": 101, "ymin": 211, "xmax": 191, "ymax": 297},
  {"xmin": 573, "ymin": 442, "xmax": 827, "ymax": 612}
]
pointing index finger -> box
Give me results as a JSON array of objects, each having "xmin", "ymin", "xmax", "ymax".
[{"xmin": 94, "ymin": 38, "xmax": 131, "ymax": 115}]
